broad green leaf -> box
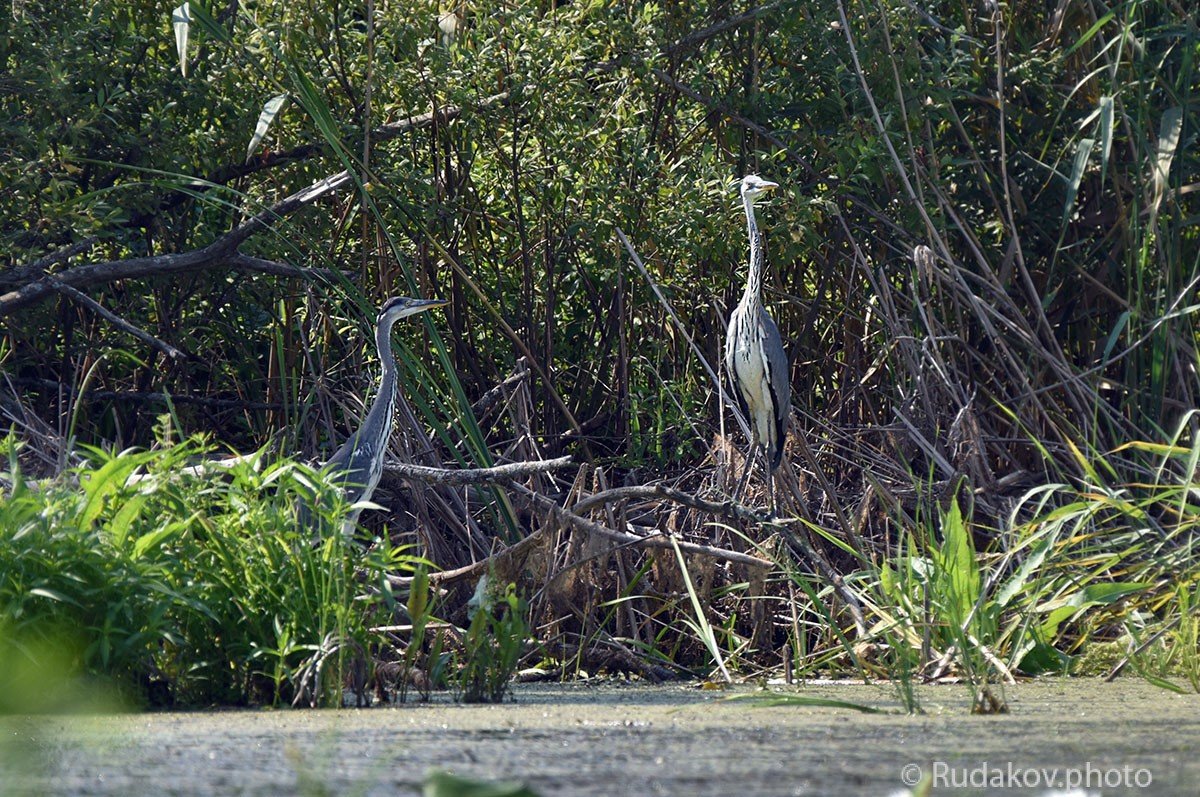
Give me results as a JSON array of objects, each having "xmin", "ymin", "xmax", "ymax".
[
  {"xmin": 172, "ymin": 3, "xmax": 190, "ymax": 77},
  {"xmin": 1150, "ymin": 107, "xmax": 1183, "ymax": 226},
  {"xmin": 79, "ymin": 451, "xmax": 152, "ymax": 529},
  {"xmin": 133, "ymin": 518, "xmax": 191, "ymax": 559},
  {"xmin": 1060, "ymin": 138, "xmax": 1094, "ymax": 229},
  {"xmin": 1036, "ymin": 582, "xmax": 1150, "ymax": 639},
  {"xmin": 936, "ymin": 497, "xmax": 979, "ymax": 631},
  {"xmin": 1098, "ymin": 95, "xmax": 1113, "ymax": 186},
  {"xmin": 246, "ymin": 94, "xmax": 289, "ymax": 163},
  {"xmin": 29, "ymin": 587, "xmax": 79, "ymax": 606},
  {"xmin": 108, "ymin": 492, "xmax": 150, "ymax": 548}
]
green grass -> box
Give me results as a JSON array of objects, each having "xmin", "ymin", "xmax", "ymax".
[
  {"xmin": 1, "ymin": 0, "xmax": 1197, "ymax": 710},
  {"xmin": 0, "ymin": 427, "xmax": 419, "ymax": 709}
]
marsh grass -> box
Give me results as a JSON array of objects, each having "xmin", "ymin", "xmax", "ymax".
[
  {"xmin": 2, "ymin": 0, "xmax": 1197, "ymax": 709},
  {"xmin": 456, "ymin": 579, "xmax": 529, "ymax": 704},
  {"xmin": 0, "ymin": 428, "xmax": 417, "ymax": 708}
]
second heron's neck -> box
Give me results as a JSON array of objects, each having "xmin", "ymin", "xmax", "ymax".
[
  {"xmin": 370, "ymin": 319, "xmax": 399, "ymax": 421},
  {"xmin": 742, "ymin": 194, "xmax": 765, "ymax": 305}
]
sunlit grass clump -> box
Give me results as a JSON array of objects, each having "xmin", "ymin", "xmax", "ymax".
[{"xmin": 0, "ymin": 429, "xmax": 415, "ymax": 709}]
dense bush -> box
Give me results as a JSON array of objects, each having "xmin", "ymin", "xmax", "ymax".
[
  {"xmin": 0, "ymin": 431, "xmax": 412, "ymax": 707},
  {"xmin": 2, "ymin": 0, "xmax": 1198, "ymax": 700}
]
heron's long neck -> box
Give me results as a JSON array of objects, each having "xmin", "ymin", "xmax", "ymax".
[
  {"xmin": 742, "ymin": 193, "xmax": 765, "ymax": 306},
  {"xmin": 365, "ymin": 318, "xmax": 399, "ymax": 436}
]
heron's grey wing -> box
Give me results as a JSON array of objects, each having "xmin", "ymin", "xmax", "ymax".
[
  {"xmin": 724, "ymin": 305, "xmax": 752, "ymax": 423},
  {"xmin": 759, "ymin": 309, "xmax": 791, "ymax": 469},
  {"xmin": 325, "ymin": 433, "xmax": 374, "ymax": 505}
]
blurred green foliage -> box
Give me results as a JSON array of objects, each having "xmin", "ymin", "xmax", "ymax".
[{"xmin": 0, "ymin": 429, "xmax": 416, "ymax": 708}]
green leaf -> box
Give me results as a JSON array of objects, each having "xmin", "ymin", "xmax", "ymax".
[
  {"xmin": 172, "ymin": 3, "xmax": 191, "ymax": 77},
  {"xmin": 133, "ymin": 518, "xmax": 191, "ymax": 559},
  {"xmin": 1101, "ymin": 310, "xmax": 1130, "ymax": 362},
  {"xmin": 995, "ymin": 533, "xmax": 1054, "ymax": 608},
  {"xmin": 79, "ymin": 451, "xmax": 153, "ymax": 529},
  {"xmin": 1098, "ymin": 95, "xmax": 1114, "ymax": 187},
  {"xmin": 1060, "ymin": 137, "xmax": 1094, "ymax": 229},
  {"xmin": 1016, "ymin": 640, "xmax": 1073, "ymax": 675},
  {"xmin": 1036, "ymin": 582, "xmax": 1150, "ymax": 639},
  {"xmin": 408, "ymin": 566, "xmax": 429, "ymax": 624},
  {"xmin": 1150, "ymin": 107, "xmax": 1183, "ymax": 225},
  {"xmin": 108, "ymin": 492, "xmax": 149, "ymax": 548},
  {"xmin": 423, "ymin": 770, "xmax": 541, "ymax": 797},
  {"xmin": 1064, "ymin": 10, "xmax": 1116, "ymax": 57},
  {"xmin": 29, "ymin": 587, "xmax": 79, "ymax": 606},
  {"xmin": 246, "ymin": 94, "xmax": 289, "ymax": 163},
  {"xmin": 936, "ymin": 497, "xmax": 979, "ymax": 631}
]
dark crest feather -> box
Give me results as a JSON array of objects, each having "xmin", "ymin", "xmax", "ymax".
[{"xmin": 378, "ymin": 296, "xmax": 412, "ymax": 320}]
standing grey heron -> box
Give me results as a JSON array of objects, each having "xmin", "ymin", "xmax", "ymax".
[
  {"xmin": 306, "ymin": 295, "xmax": 448, "ymax": 535},
  {"xmin": 724, "ymin": 175, "xmax": 790, "ymax": 513}
]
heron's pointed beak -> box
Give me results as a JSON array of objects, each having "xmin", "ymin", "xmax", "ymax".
[
  {"xmin": 412, "ymin": 298, "xmax": 449, "ymax": 312},
  {"xmin": 397, "ymin": 298, "xmax": 449, "ymax": 319},
  {"xmin": 760, "ymin": 181, "xmax": 779, "ymax": 191}
]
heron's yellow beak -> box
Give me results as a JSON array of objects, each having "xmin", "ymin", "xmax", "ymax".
[{"xmin": 760, "ymin": 181, "xmax": 779, "ymax": 191}]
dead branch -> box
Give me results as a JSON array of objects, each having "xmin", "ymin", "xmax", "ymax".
[
  {"xmin": 507, "ymin": 482, "xmax": 771, "ymax": 569},
  {"xmin": 570, "ymin": 483, "xmax": 768, "ymax": 525},
  {"xmin": 1, "ymin": 236, "xmax": 98, "ymax": 287},
  {"xmin": 0, "ymin": 88, "xmax": 507, "ymax": 318},
  {"xmin": 567, "ymin": 481, "xmax": 868, "ymax": 636},
  {"xmin": 382, "ymin": 456, "xmax": 573, "ymax": 485},
  {"xmin": 382, "ymin": 527, "xmax": 549, "ymax": 590},
  {"xmin": 47, "ymin": 277, "xmax": 187, "ymax": 361},
  {"xmin": 2, "ymin": 168, "xmax": 353, "ymax": 315},
  {"xmin": 7, "ymin": 378, "xmax": 281, "ymax": 411}
]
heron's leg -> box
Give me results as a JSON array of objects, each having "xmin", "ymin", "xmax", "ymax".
[
  {"xmin": 765, "ymin": 464, "xmax": 777, "ymax": 518},
  {"xmin": 732, "ymin": 438, "xmax": 761, "ymax": 502}
]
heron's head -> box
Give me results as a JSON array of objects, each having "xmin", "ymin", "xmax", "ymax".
[
  {"xmin": 739, "ymin": 174, "xmax": 779, "ymax": 203},
  {"xmin": 378, "ymin": 296, "xmax": 448, "ymax": 325}
]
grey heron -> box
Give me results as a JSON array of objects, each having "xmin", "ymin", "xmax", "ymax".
[
  {"xmin": 724, "ymin": 175, "xmax": 790, "ymax": 513},
  {"xmin": 305, "ymin": 295, "xmax": 448, "ymax": 535}
]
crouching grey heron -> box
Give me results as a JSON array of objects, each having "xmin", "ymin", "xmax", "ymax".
[{"xmin": 304, "ymin": 295, "xmax": 447, "ymax": 535}]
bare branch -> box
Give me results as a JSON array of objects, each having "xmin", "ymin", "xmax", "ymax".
[
  {"xmin": 507, "ymin": 482, "xmax": 771, "ymax": 569},
  {"xmin": 2, "ymin": 236, "xmax": 98, "ymax": 287},
  {"xmin": 1, "ymin": 93, "xmax": 509, "ymax": 318},
  {"xmin": 0, "ymin": 176, "xmax": 348, "ymax": 317},
  {"xmin": 382, "ymin": 456, "xmax": 574, "ymax": 486},
  {"xmin": 48, "ymin": 277, "xmax": 187, "ymax": 361}
]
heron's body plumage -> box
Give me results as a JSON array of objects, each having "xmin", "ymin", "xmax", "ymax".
[
  {"xmin": 724, "ymin": 175, "xmax": 790, "ymax": 509},
  {"xmin": 301, "ymin": 296, "xmax": 445, "ymax": 536}
]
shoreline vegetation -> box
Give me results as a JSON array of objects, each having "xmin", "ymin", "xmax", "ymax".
[{"xmin": 2, "ymin": 0, "xmax": 1198, "ymax": 712}]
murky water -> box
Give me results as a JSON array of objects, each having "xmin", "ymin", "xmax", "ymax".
[{"xmin": 2, "ymin": 679, "xmax": 1196, "ymax": 795}]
